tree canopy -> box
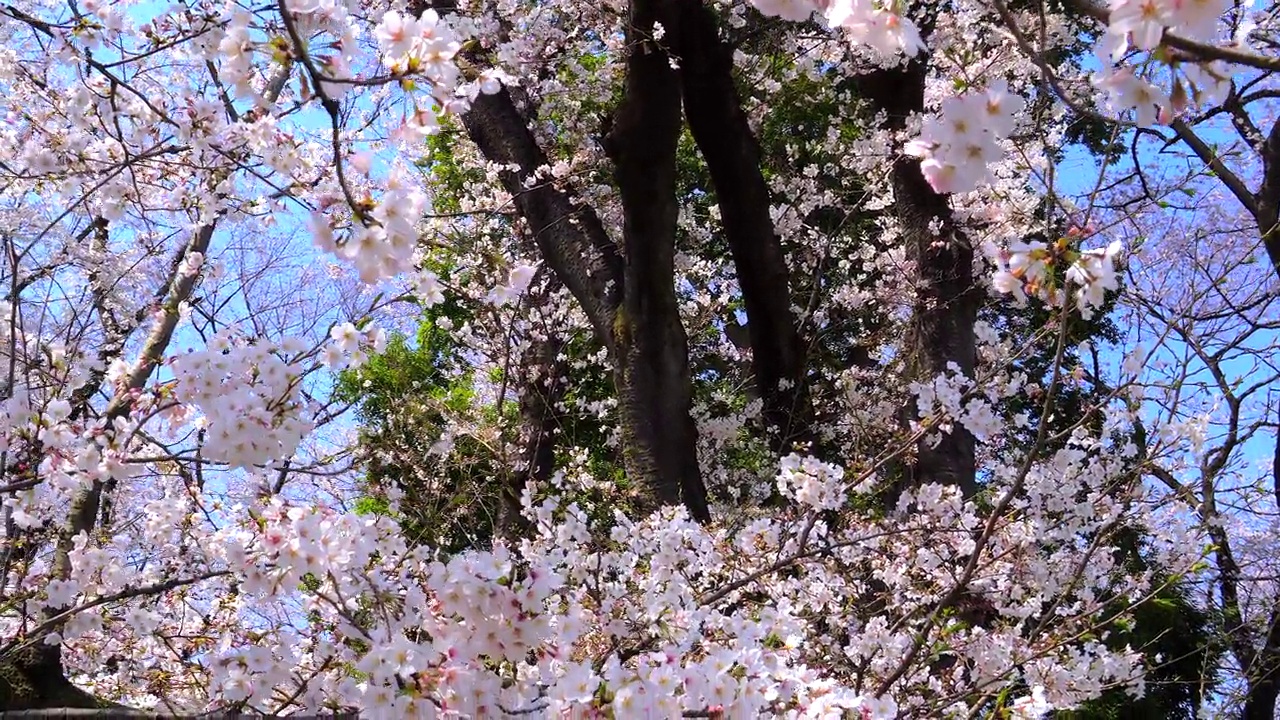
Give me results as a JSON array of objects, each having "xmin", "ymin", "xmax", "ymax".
[{"xmin": 0, "ymin": 0, "xmax": 1278, "ymax": 717}]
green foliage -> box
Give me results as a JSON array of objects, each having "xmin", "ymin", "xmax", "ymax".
[
  {"xmin": 419, "ymin": 118, "xmax": 482, "ymax": 215},
  {"xmin": 547, "ymin": 333, "xmax": 634, "ymax": 519},
  {"xmin": 353, "ymin": 495, "xmax": 390, "ymax": 518},
  {"xmin": 1057, "ymin": 569, "xmax": 1220, "ymax": 719},
  {"xmin": 334, "ymin": 296, "xmax": 505, "ymax": 554}
]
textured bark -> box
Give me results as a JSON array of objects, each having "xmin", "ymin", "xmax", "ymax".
[
  {"xmin": 1259, "ymin": 119, "xmax": 1280, "ymax": 282},
  {"xmin": 858, "ymin": 62, "xmax": 978, "ymax": 498},
  {"xmin": 674, "ymin": 4, "xmax": 814, "ymax": 453},
  {"xmin": 0, "ymin": 646, "xmax": 112, "ymax": 712},
  {"xmin": 1210, "ymin": 457, "xmax": 1280, "ymax": 720},
  {"xmin": 456, "ymin": 88, "xmax": 622, "ymax": 349},
  {"xmin": 1242, "ymin": 623, "xmax": 1280, "ymax": 720},
  {"xmin": 416, "ymin": 0, "xmax": 710, "ymax": 521},
  {"xmin": 1241, "ymin": 453, "xmax": 1280, "ymax": 720},
  {"xmin": 603, "ymin": 0, "xmax": 710, "ymax": 522}
]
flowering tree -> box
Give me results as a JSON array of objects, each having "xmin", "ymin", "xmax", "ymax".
[
  {"xmin": 0, "ymin": 0, "xmax": 1276, "ymax": 716},
  {"xmin": 1082, "ymin": 85, "xmax": 1280, "ymax": 717}
]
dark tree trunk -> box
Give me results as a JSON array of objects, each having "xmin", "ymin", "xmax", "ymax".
[
  {"xmin": 0, "ymin": 646, "xmax": 114, "ymax": 712},
  {"xmin": 858, "ymin": 61, "xmax": 978, "ymax": 499},
  {"xmin": 456, "ymin": 87, "xmax": 622, "ymax": 346},
  {"xmin": 1237, "ymin": 411, "xmax": 1280, "ymax": 720},
  {"xmin": 604, "ymin": 0, "xmax": 710, "ymax": 522},
  {"xmin": 1243, "ymin": 655, "xmax": 1280, "ymax": 720},
  {"xmin": 674, "ymin": 4, "xmax": 814, "ymax": 454},
  {"xmin": 422, "ymin": 0, "xmax": 710, "ymax": 521},
  {"xmin": 1257, "ymin": 118, "xmax": 1280, "ymax": 279},
  {"xmin": 1238, "ymin": 120, "xmax": 1280, "ymax": 720}
]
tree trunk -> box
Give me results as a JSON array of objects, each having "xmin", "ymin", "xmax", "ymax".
[
  {"xmin": 1239, "ymin": 119, "xmax": 1280, "ymax": 720},
  {"xmin": 1237, "ymin": 411, "xmax": 1280, "ymax": 720},
  {"xmin": 674, "ymin": 4, "xmax": 814, "ymax": 454},
  {"xmin": 0, "ymin": 646, "xmax": 117, "ymax": 712},
  {"xmin": 500, "ymin": 333, "xmax": 565, "ymax": 539},
  {"xmin": 426, "ymin": 0, "xmax": 710, "ymax": 521},
  {"xmin": 603, "ymin": 0, "xmax": 710, "ymax": 522},
  {"xmin": 456, "ymin": 87, "xmax": 622, "ymax": 347},
  {"xmin": 858, "ymin": 61, "xmax": 978, "ymax": 498},
  {"xmin": 1243, "ymin": 661, "xmax": 1280, "ymax": 720},
  {"xmin": 1256, "ymin": 119, "xmax": 1280, "ymax": 279}
]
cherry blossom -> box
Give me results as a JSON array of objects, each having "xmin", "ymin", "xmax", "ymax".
[{"xmin": 0, "ymin": 0, "xmax": 1273, "ymax": 715}]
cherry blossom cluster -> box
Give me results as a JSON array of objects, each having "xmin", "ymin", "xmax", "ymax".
[
  {"xmin": 1094, "ymin": 60, "xmax": 1230, "ymax": 128},
  {"xmin": 0, "ymin": 0, "xmax": 1267, "ymax": 715},
  {"xmin": 212, "ymin": 4, "xmax": 469, "ymax": 288},
  {"xmin": 824, "ymin": 0, "xmax": 927, "ymax": 56},
  {"xmin": 776, "ymin": 453, "xmax": 851, "ymax": 510},
  {"xmin": 323, "ymin": 322, "xmax": 388, "ymax": 371},
  {"xmin": 201, "ymin": 457, "xmax": 1144, "ymax": 718},
  {"xmin": 906, "ymin": 82, "xmax": 1027, "ymax": 194},
  {"xmin": 488, "ymin": 263, "xmax": 539, "ymax": 306},
  {"xmin": 264, "ymin": 1, "xmax": 464, "ymax": 107},
  {"xmin": 312, "ymin": 169, "xmax": 431, "ymax": 284},
  {"xmin": 1, "ymin": 400, "xmax": 135, "ymax": 532},
  {"xmin": 749, "ymin": 0, "xmax": 925, "ymax": 57},
  {"xmin": 374, "ymin": 10, "xmax": 464, "ymax": 135},
  {"xmin": 1065, "ymin": 240, "xmax": 1125, "ymax": 316},
  {"xmin": 694, "ymin": 397, "xmax": 772, "ymax": 503},
  {"xmin": 169, "ymin": 333, "xmax": 311, "ymax": 468},
  {"xmin": 1092, "ymin": 0, "xmax": 1234, "ymax": 127},
  {"xmin": 910, "ymin": 363, "xmax": 1004, "ymax": 443},
  {"xmin": 155, "ymin": 291, "xmax": 1219, "ymax": 717},
  {"xmin": 22, "ymin": 424, "xmax": 1163, "ymax": 718},
  {"xmin": 1103, "ymin": 0, "xmax": 1228, "ymax": 57},
  {"xmin": 742, "ymin": 0, "xmax": 1024, "ymax": 195},
  {"xmin": 2, "ymin": 326, "xmax": 1193, "ymax": 713},
  {"xmin": 413, "ymin": 270, "xmax": 447, "ymax": 307},
  {"xmin": 990, "ymin": 232, "xmax": 1123, "ymax": 319}
]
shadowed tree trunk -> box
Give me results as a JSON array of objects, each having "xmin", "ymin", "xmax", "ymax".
[
  {"xmin": 500, "ymin": 332, "xmax": 566, "ymax": 539},
  {"xmin": 858, "ymin": 60, "xmax": 979, "ymax": 499},
  {"xmin": 419, "ymin": 0, "xmax": 710, "ymax": 522},
  {"xmin": 451, "ymin": 85, "xmax": 622, "ymax": 344},
  {"xmin": 603, "ymin": 0, "xmax": 710, "ymax": 522},
  {"xmin": 1250, "ymin": 115, "xmax": 1280, "ymax": 278},
  {"xmin": 674, "ymin": 4, "xmax": 815, "ymax": 454},
  {"xmin": 1240, "ymin": 117, "xmax": 1280, "ymax": 720},
  {"xmin": 0, "ymin": 645, "xmax": 126, "ymax": 711}
]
